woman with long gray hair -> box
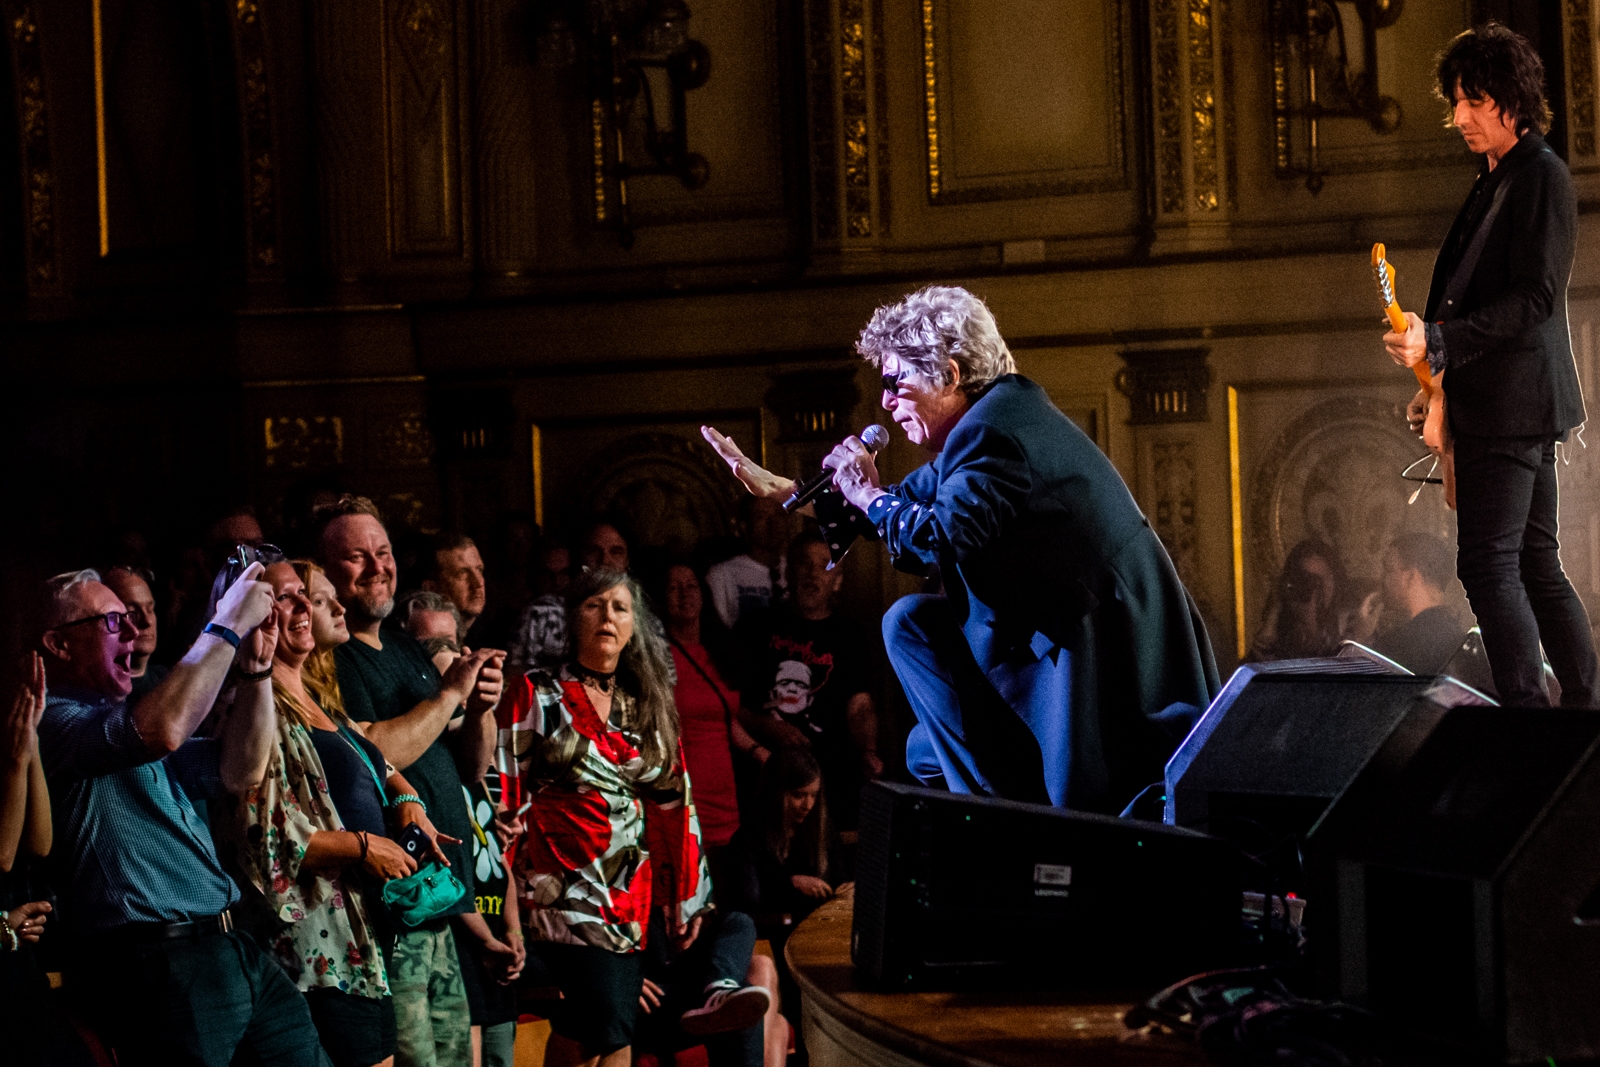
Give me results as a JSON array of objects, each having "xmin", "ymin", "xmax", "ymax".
[{"xmin": 497, "ymin": 568, "xmax": 772, "ymax": 1067}]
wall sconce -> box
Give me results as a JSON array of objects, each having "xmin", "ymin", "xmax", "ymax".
[
  {"xmin": 536, "ymin": 0, "xmax": 712, "ymax": 247},
  {"xmin": 1271, "ymin": 0, "xmax": 1404, "ymax": 193}
]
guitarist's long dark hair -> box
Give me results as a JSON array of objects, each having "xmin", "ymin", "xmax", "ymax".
[{"xmin": 1435, "ymin": 22, "xmax": 1552, "ymax": 136}]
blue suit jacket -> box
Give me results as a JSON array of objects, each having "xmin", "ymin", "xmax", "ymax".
[{"xmin": 846, "ymin": 374, "xmax": 1220, "ymax": 809}]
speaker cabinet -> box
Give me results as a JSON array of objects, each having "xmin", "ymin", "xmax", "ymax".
[
  {"xmin": 1165, "ymin": 665, "xmax": 1480, "ymax": 844},
  {"xmin": 1307, "ymin": 706, "xmax": 1600, "ymax": 1062},
  {"xmin": 852, "ymin": 782, "xmax": 1247, "ymax": 991}
]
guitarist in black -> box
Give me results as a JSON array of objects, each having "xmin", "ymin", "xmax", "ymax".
[{"xmin": 1385, "ymin": 22, "xmax": 1596, "ymax": 706}]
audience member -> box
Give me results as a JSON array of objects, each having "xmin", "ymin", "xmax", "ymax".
[
  {"xmin": 657, "ymin": 562, "xmax": 762, "ymax": 858},
  {"xmin": 207, "ymin": 505, "xmax": 267, "ymax": 573},
  {"xmin": 226, "ymin": 560, "xmax": 452, "ymax": 1067},
  {"xmin": 1245, "ymin": 538, "xmax": 1346, "ymax": 662},
  {"xmin": 737, "ymin": 533, "xmax": 882, "ymax": 830},
  {"xmin": 1, "ymin": 653, "xmax": 67, "ymax": 1067},
  {"xmin": 397, "ymin": 596, "xmax": 524, "ymax": 1067},
  {"xmin": 1373, "ymin": 533, "xmax": 1469, "ymax": 674},
  {"xmin": 499, "ymin": 568, "xmax": 764, "ymax": 1067},
  {"xmin": 103, "ymin": 565, "xmax": 168, "ymax": 701},
  {"xmin": 705, "ymin": 498, "xmax": 790, "ymax": 629},
  {"xmin": 581, "ymin": 520, "xmax": 632, "ymax": 573},
  {"xmin": 421, "ymin": 533, "xmax": 489, "ymax": 647},
  {"xmin": 399, "ymin": 590, "xmax": 464, "ymax": 671},
  {"xmin": 37, "ymin": 564, "xmax": 329, "ymax": 1065},
  {"xmin": 717, "ymin": 747, "xmax": 836, "ymax": 1050},
  {"xmin": 508, "ymin": 537, "xmax": 574, "ymax": 677},
  {"xmin": 315, "ymin": 495, "xmax": 504, "ymax": 1067},
  {"xmin": 1338, "ymin": 578, "xmax": 1384, "ymax": 646}
]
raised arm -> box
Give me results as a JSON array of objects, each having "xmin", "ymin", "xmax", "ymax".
[
  {"xmin": 133, "ymin": 562, "xmax": 276, "ymax": 756},
  {"xmin": 218, "ymin": 603, "xmax": 280, "ymax": 795},
  {"xmin": 701, "ymin": 426, "xmax": 796, "ymax": 501},
  {"xmin": 360, "ymin": 648, "xmax": 492, "ymax": 770},
  {"xmin": 0, "ymin": 654, "xmax": 47, "ymax": 872}
]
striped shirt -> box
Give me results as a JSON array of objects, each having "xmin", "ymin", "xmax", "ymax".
[{"xmin": 38, "ymin": 686, "xmax": 238, "ymax": 930}]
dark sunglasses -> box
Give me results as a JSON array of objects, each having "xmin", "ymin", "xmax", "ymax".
[
  {"xmin": 881, "ymin": 370, "xmax": 913, "ymax": 395},
  {"xmin": 55, "ymin": 610, "xmax": 134, "ymax": 635}
]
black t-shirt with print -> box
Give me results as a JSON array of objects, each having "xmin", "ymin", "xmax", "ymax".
[{"xmin": 737, "ymin": 603, "xmax": 871, "ymax": 781}]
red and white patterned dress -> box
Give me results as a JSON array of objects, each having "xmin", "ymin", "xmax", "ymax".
[{"xmin": 497, "ymin": 667, "xmax": 714, "ymax": 952}]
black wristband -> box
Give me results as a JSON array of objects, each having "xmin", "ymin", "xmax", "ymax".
[
  {"xmin": 234, "ymin": 665, "xmax": 274, "ymax": 682},
  {"xmin": 203, "ymin": 622, "xmax": 241, "ymax": 648}
]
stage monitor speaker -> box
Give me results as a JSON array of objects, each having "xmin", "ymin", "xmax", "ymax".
[
  {"xmin": 1307, "ymin": 706, "xmax": 1600, "ymax": 1062},
  {"xmin": 1164, "ymin": 664, "xmax": 1489, "ymax": 846},
  {"xmin": 852, "ymin": 782, "xmax": 1248, "ymax": 992}
]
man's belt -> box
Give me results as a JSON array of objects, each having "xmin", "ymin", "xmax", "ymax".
[{"xmin": 107, "ymin": 909, "xmax": 235, "ymax": 945}]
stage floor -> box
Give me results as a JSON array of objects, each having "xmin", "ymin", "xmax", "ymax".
[{"xmin": 786, "ymin": 896, "xmax": 1208, "ymax": 1067}]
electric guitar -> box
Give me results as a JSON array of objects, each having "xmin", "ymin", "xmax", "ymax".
[{"xmin": 1373, "ymin": 243, "xmax": 1455, "ymax": 509}]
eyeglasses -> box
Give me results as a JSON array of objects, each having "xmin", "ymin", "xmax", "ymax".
[
  {"xmin": 881, "ymin": 370, "xmax": 913, "ymax": 395},
  {"xmin": 55, "ymin": 611, "xmax": 134, "ymax": 635}
]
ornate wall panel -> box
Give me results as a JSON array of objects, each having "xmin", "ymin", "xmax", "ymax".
[
  {"xmin": 472, "ymin": 0, "xmax": 538, "ymax": 276},
  {"xmin": 3, "ymin": 1, "xmax": 61, "ymax": 298},
  {"xmin": 921, "ymin": 0, "xmax": 1127, "ymax": 204},
  {"xmin": 311, "ymin": 2, "xmax": 385, "ymax": 282},
  {"xmin": 1232, "ymin": 386, "xmax": 1455, "ymax": 650},
  {"xmin": 1564, "ymin": 0, "xmax": 1599, "ymax": 170},
  {"xmin": 383, "ymin": 0, "xmax": 468, "ymax": 259},
  {"xmin": 808, "ymin": 0, "xmax": 889, "ymax": 242},
  {"xmin": 1150, "ymin": 0, "xmax": 1234, "ymax": 229},
  {"xmin": 230, "ymin": 0, "xmax": 280, "ymax": 274}
]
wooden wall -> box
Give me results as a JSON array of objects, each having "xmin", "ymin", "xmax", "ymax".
[{"xmin": 7, "ymin": 0, "xmax": 1600, "ymax": 677}]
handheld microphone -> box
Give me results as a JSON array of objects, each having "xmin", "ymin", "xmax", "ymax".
[{"xmin": 782, "ymin": 425, "xmax": 890, "ymax": 513}]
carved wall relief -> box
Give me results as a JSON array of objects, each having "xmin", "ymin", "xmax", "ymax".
[
  {"xmin": 263, "ymin": 415, "xmax": 345, "ymax": 470},
  {"xmin": 3, "ymin": 1, "xmax": 60, "ymax": 296},
  {"xmin": 1151, "ymin": 0, "xmax": 1233, "ymax": 225},
  {"xmin": 385, "ymin": 0, "xmax": 466, "ymax": 258},
  {"xmin": 808, "ymin": 0, "xmax": 887, "ymax": 243},
  {"xmin": 1564, "ymin": 0, "xmax": 1598, "ymax": 167},
  {"xmin": 231, "ymin": 1, "xmax": 279, "ymax": 273},
  {"xmin": 578, "ymin": 431, "xmax": 742, "ymax": 557}
]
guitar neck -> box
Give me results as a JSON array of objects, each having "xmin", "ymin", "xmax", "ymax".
[{"xmin": 1411, "ymin": 360, "xmax": 1432, "ymax": 391}]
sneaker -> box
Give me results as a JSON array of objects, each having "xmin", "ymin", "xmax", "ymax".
[{"xmin": 679, "ymin": 984, "xmax": 772, "ymax": 1036}]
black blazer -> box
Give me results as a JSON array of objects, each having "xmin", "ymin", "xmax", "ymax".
[{"xmin": 1425, "ymin": 131, "xmax": 1586, "ymax": 437}]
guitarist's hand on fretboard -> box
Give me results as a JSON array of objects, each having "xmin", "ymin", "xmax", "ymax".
[{"xmin": 1383, "ymin": 310, "xmax": 1428, "ymax": 369}]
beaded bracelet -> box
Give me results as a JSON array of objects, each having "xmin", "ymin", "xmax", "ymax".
[{"xmin": 391, "ymin": 793, "xmax": 426, "ymax": 812}]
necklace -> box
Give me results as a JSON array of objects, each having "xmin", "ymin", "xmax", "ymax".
[{"xmin": 569, "ymin": 661, "xmax": 616, "ymax": 694}]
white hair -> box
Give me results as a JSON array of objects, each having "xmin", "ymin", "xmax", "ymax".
[
  {"xmin": 40, "ymin": 568, "xmax": 102, "ymax": 633},
  {"xmin": 855, "ymin": 285, "xmax": 1017, "ymax": 397}
]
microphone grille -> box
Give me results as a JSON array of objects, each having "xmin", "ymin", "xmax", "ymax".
[{"xmin": 861, "ymin": 424, "xmax": 890, "ymax": 451}]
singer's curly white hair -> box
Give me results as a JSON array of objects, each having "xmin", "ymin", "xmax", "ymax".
[{"xmin": 855, "ymin": 285, "xmax": 1016, "ymax": 398}]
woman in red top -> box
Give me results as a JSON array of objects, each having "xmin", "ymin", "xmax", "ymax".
[{"xmin": 659, "ymin": 563, "xmax": 763, "ymax": 856}]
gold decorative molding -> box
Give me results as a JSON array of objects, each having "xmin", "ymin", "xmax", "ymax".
[
  {"xmin": 233, "ymin": 0, "xmax": 279, "ymax": 270},
  {"xmin": 91, "ymin": 0, "xmax": 107, "ymax": 256},
  {"xmin": 1188, "ymin": 0, "xmax": 1218, "ymax": 212},
  {"xmin": 591, "ymin": 97, "xmax": 608, "ymax": 223},
  {"xmin": 1565, "ymin": 0, "xmax": 1597, "ymax": 162},
  {"xmin": 263, "ymin": 415, "xmax": 345, "ymax": 470},
  {"xmin": 6, "ymin": 2, "xmax": 60, "ymax": 293},
  {"xmin": 840, "ymin": 0, "xmax": 871, "ymax": 237},
  {"xmin": 371, "ymin": 409, "xmax": 435, "ymax": 468},
  {"xmin": 807, "ymin": 0, "xmax": 839, "ymax": 240},
  {"xmin": 921, "ymin": 0, "xmax": 1127, "ymax": 204},
  {"xmin": 382, "ymin": 0, "xmax": 464, "ymax": 256},
  {"xmin": 1152, "ymin": 0, "xmax": 1184, "ymax": 214}
]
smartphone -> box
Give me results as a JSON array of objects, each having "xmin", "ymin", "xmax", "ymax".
[
  {"xmin": 395, "ymin": 823, "xmax": 431, "ymax": 862},
  {"xmin": 224, "ymin": 543, "xmax": 286, "ymax": 590}
]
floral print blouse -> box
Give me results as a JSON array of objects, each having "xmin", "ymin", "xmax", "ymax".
[
  {"xmin": 221, "ymin": 714, "xmax": 391, "ymax": 998},
  {"xmin": 498, "ymin": 668, "xmax": 714, "ymax": 953}
]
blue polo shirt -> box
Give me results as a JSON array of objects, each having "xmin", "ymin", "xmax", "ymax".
[{"xmin": 38, "ymin": 686, "xmax": 237, "ymax": 930}]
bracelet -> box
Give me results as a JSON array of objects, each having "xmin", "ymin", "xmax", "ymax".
[
  {"xmin": 391, "ymin": 793, "xmax": 425, "ymax": 812},
  {"xmin": 234, "ymin": 665, "xmax": 274, "ymax": 683},
  {"xmin": 0, "ymin": 917, "xmax": 17, "ymax": 954},
  {"xmin": 357, "ymin": 831, "xmax": 369, "ymax": 864},
  {"xmin": 203, "ymin": 622, "xmax": 241, "ymax": 649}
]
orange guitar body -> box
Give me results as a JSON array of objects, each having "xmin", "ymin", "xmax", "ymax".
[{"xmin": 1375, "ymin": 243, "xmax": 1457, "ymax": 510}]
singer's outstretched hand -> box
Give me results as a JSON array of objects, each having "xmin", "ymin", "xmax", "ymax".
[
  {"xmin": 701, "ymin": 426, "xmax": 796, "ymax": 501},
  {"xmin": 824, "ymin": 436, "xmax": 887, "ymax": 513}
]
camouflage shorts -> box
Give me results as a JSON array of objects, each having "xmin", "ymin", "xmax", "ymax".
[{"xmin": 387, "ymin": 925, "xmax": 471, "ymax": 1067}]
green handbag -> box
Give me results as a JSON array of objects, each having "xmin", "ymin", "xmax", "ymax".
[{"xmin": 381, "ymin": 861, "xmax": 467, "ymax": 927}]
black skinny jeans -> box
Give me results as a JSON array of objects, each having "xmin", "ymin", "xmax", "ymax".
[{"xmin": 1453, "ymin": 433, "xmax": 1598, "ymax": 706}]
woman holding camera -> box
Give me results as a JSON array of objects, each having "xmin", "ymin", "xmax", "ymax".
[{"xmin": 222, "ymin": 560, "xmax": 452, "ymax": 1067}]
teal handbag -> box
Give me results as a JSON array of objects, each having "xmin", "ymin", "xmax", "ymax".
[
  {"xmin": 381, "ymin": 861, "xmax": 467, "ymax": 927},
  {"xmin": 332, "ymin": 723, "xmax": 467, "ymax": 926}
]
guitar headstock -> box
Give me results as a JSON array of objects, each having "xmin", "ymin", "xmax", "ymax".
[{"xmin": 1371, "ymin": 242, "xmax": 1397, "ymax": 309}]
